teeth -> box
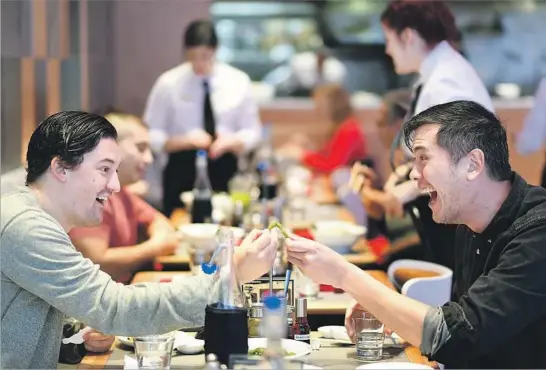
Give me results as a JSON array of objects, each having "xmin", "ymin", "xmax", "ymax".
[
  {"xmin": 422, "ymin": 188, "xmax": 435, "ymax": 194},
  {"xmin": 97, "ymin": 196, "xmax": 107, "ymax": 201}
]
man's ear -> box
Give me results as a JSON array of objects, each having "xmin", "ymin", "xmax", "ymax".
[
  {"xmin": 466, "ymin": 149, "xmax": 485, "ymax": 181},
  {"xmin": 50, "ymin": 157, "xmax": 68, "ymax": 183}
]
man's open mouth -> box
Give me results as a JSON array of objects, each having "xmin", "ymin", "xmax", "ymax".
[
  {"xmin": 96, "ymin": 196, "xmax": 107, "ymax": 205},
  {"xmin": 424, "ymin": 188, "xmax": 438, "ymax": 206}
]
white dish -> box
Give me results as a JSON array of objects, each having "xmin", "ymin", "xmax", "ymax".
[
  {"xmin": 312, "ymin": 221, "xmax": 366, "ymax": 254},
  {"xmin": 356, "ymin": 362, "xmax": 433, "ymax": 369},
  {"xmin": 178, "ymin": 223, "xmax": 245, "ymax": 250},
  {"xmin": 317, "ymin": 326, "xmax": 352, "ymax": 342},
  {"xmin": 248, "ymin": 337, "xmax": 311, "ymax": 360}
]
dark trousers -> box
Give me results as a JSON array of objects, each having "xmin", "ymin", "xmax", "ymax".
[
  {"xmin": 162, "ymin": 150, "xmax": 237, "ymax": 217},
  {"xmin": 541, "ymin": 164, "xmax": 546, "ymax": 188}
]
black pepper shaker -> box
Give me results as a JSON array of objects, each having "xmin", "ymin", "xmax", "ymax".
[{"xmin": 292, "ymin": 298, "xmax": 310, "ymax": 344}]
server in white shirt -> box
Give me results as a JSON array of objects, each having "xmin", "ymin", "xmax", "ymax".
[
  {"xmin": 354, "ymin": 0, "xmax": 494, "ymax": 269},
  {"xmin": 516, "ymin": 78, "xmax": 546, "ymax": 187},
  {"xmin": 144, "ymin": 20, "xmax": 262, "ymax": 216}
]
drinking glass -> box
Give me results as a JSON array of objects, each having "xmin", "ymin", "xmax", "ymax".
[
  {"xmin": 354, "ymin": 312, "xmax": 384, "ymax": 361},
  {"xmin": 134, "ymin": 332, "xmax": 175, "ymax": 370}
]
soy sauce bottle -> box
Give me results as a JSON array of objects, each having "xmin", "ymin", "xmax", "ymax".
[
  {"xmin": 292, "ymin": 298, "xmax": 311, "ymax": 344},
  {"xmin": 191, "ymin": 149, "xmax": 213, "ymax": 223}
]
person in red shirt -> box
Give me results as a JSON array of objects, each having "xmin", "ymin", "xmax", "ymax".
[
  {"xmin": 280, "ymin": 84, "xmax": 367, "ymax": 174},
  {"xmin": 69, "ymin": 112, "xmax": 179, "ymax": 284}
]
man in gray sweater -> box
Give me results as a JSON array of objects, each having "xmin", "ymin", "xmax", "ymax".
[{"xmin": 0, "ymin": 111, "xmax": 279, "ymax": 369}]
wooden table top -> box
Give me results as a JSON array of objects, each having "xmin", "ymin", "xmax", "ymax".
[{"xmin": 74, "ymin": 270, "xmax": 435, "ymax": 369}]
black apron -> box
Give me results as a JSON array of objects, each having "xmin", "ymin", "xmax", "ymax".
[{"xmin": 162, "ymin": 79, "xmax": 238, "ymax": 217}]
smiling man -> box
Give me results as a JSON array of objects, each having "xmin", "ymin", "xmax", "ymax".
[
  {"xmin": 69, "ymin": 112, "xmax": 179, "ymax": 284},
  {"xmin": 0, "ymin": 111, "xmax": 278, "ymax": 369},
  {"xmin": 285, "ymin": 101, "xmax": 546, "ymax": 368}
]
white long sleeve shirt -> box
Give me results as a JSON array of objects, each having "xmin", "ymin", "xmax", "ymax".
[{"xmin": 143, "ymin": 61, "xmax": 263, "ymax": 154}]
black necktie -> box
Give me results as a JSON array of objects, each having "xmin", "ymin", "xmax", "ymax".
[
  {"xmin": 203, "ymin": 80, "xmax": 216, "ymax": 137},
  {"xmin": 407, "ymin": 83, "xmax": 423, "ymax": 120}
]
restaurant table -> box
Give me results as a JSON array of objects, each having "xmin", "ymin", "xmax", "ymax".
[{"xmin": 69, "ymin": 270, "xmax": 435, "ymax": 369}]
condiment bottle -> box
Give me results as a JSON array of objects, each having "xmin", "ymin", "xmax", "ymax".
[
  {"xmin": 292, "ymin": 298, "xmax": 310, "ymax": 344},
  {"xmin": 248, "ymin": 303, "xmax": 264, "ymax": 338}
]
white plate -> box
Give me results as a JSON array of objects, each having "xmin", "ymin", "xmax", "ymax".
[
  {"xmin": 356, "ymin": 363, "xmax": 433, "ymax": 369},
  {"xmin": 117, "ymin": 336, "xmax": 134, "ymax": 347},
  {"xmin": 248, "ymin": 338, "xmax": 311, "ymax": 360}
]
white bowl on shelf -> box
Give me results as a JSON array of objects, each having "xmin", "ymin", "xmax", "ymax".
[{"xmin": 311, "ymin": 220, "xmax": 366, "ymax": 254}]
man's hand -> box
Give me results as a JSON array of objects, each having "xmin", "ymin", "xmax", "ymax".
[
  {"xmin": 345, "ymin": 300, "xmax": 394, "ymax": 343},
  {"xmin": 285, "ymin": 234, "xmax": 350, "ymax": 288},
  {"xmin": 83, "ymin": 329, "xmax": 115, "ymax": 353},
  {"xmin": 186, "ymin": 130, "xmax": 213, "ymax": 150},
  {"xmin": 234, "ymin": 229, "xmax": 279, "ymax": 283},
  {"xmin": 210, "ymin": 135, "xmax": 244, "ymax": 158},
  {"xmin": 149, "ymin": 230, "xmax": 180, "ymax": 256},
  {"xmin": 349, "ymin": 162, "xmax": 378, "ymax": 193},
  {"xmin": 361, "ymin": 187, "xmax": 404, "ymax": 218}
]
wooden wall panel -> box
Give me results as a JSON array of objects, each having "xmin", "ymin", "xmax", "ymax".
[{"xmin": 20, "ymin": 58, "xmax": 36, "ymax": 163}]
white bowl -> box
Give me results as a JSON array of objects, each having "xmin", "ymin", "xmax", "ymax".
[
  {"xmin": 311, "ymin": 221, "xmax": 367, "ymax": 254},
  {"xmin": 175, "ymin": 338, "xmax": 204, "ymax": 355},
  {"xmin": 248, "ymin": 337, "xmax": 311, "ymax": 360},
  {"xmin": 178, "ymin": 223, "xmax": 245, "ymax": 251}
]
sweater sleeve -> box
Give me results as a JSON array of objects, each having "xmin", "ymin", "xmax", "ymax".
[
  {"xmin": 302, "ymin": 124, "xmax": 365, "ymax": 173},
  {"xmin": 1, "ymin": 209, "xmax": 213, "ymax": 336}
]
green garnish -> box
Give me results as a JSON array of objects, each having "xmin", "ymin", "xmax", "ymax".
[
  {"xmin": 248, "ymin": 347, "xmax": 295, "ymax": 357},
  {"xmin": 267, "ymin": 221, "xmax": 290, "ymax": 238}
]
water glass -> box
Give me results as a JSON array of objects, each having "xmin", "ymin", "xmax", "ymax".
[
  {"xmin": 134, "ymin": 332, "xmax": 175, "ymax": 370},
  {"xmin": 354, "ymin": 312, "xmax": 384, "ymax": 361}
]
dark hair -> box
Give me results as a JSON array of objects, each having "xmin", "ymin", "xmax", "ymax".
[
  {"xmin": 402, "ymin": 100, "xmax": 511, "ymax": 181},
  {"xmin": 26, "ymin": 111, "xmax": 118, "ymax": 185},
  {"xmin": 381, "ymin": 0, "xmax": 459, "ymax": 48},
  {"xmin": 383, "ymin": 88, "xmax": 411, "ymax": 125},
  {"xmin": 183, "ymin": 19, "xmax": 217, "ymax": 49}
]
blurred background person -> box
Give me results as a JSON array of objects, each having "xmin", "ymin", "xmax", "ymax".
[
  {"xmin": 278, "ymin": 84, "xmax": 367, "ymax": 174},
  {"xmin": 143, "ymin": 19, "xmax": 262, "ymax": 216},
  {"xmin": 516, "ymin": 78, "xmax": 546, "ymax": 187},
  {"xmin": 263, "ymin": 47, "xmax": 346, "ymax": 97},
  {"xmin": 69, "ymin": 112, "xmax": 179, "ymax": 284}
]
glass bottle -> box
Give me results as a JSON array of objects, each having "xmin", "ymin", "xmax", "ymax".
[
  {"xmin": 191, "ymin": 149, "xmax": 213, "ymax": 224},
  {"xmin": 260, "ymin": 296, "xmax": 286, "ymax": 370},
  {"xmin": 292, "ymin": 298, "xmax": 310, "ymax": 344}
]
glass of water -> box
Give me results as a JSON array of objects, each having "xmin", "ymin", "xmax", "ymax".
[
  {"xmin": 354, "ymin": 312, "xmax": 384, "ymax": 361},
  {"xmin": 134, "ymin": 332, "xmax": 175, "ymax": 370}
]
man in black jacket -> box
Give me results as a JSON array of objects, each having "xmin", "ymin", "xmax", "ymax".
[{"xmin": 286, "ymin": 100, "xmax": 546, "ymax": 368}]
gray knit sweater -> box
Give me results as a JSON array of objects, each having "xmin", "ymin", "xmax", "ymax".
[{"xmin": 1, "ymin": 188, "xmax": 213, "ymax": 369}]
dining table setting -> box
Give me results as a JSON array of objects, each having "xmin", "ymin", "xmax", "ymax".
[{"xmin": 59, "ymin": 165, "xmax": 437, "ymax": 370}]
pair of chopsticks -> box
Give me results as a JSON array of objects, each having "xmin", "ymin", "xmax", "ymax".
[{"xmin": 267, "ymin": 221, "xmax": 292, "ymax": 298}]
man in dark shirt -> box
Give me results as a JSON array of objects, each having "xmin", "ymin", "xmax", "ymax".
[{"xmin": 285, "ymin": 100, "xmax": 546, "ymax": 368}]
